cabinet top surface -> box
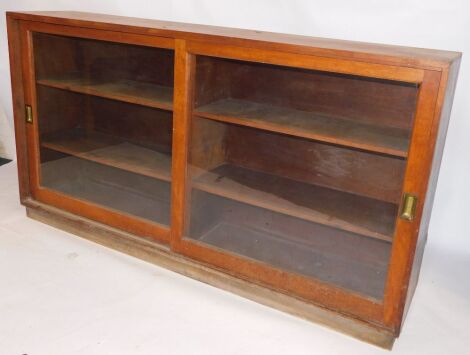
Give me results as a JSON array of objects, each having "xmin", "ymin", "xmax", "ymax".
[{"xmin": 7, "ymin": 11, "xmax": 461, "ymax": 69}]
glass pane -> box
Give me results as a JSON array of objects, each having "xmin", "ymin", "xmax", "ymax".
[
  {"xmin": 33, "ymin": 33, "xmax": 174, "ymax": 226},
  {"xmin": 186, "ymin": 56, "xmax": 419, "ymax": 300}
]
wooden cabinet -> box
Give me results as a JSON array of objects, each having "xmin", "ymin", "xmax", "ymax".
[{"xmin": 7, "ymin": 11, "xmax": 461, "ymax": 348}]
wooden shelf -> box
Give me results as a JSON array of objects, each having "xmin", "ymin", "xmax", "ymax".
[
  {"xmin": 41, "ymin": 129, "xmax": 172, "ymax": 182},
  {"xmin": 37, "ymin": 77, "xmax": 174, "ymax": 111},
  {"xmin": 195, "ymin": 221, "xmax": 390, "ymax": 299},
  {"xmin": 192, "ymin": 164, "xmax": 397, "ymax": 242},
  {"xmin": 41, "ymin": 156, "xmax": 171, "ymax": 226},
  {"xmin": 195, "ymin": 98, "xmax": 410, "ymax": 157}
]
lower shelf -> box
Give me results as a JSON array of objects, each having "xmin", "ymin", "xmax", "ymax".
[
  {"xmin": 189, "ymin": 191, "xmax": 391, "ymax": 300},
  {"xmin": 41, "ymin": 129, "xmax": 172, "ymax": 182},
  {"xmin": 193, "ymin": 164, "xmax": 397, "ymax": 242},
  {"xmin": 197, "ymin": 222, "xmax": 389, "ymax": 299},
  {"xmin": 41, "ymin": 156, "xmax": 171, "ymax": 226}
]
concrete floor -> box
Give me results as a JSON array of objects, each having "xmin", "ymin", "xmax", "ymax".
[{"xmin": 1, "ymin": 161, "xmax": 469, "ymax": 355}]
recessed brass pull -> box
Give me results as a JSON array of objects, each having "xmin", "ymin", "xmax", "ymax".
[
  {"xmin": 25, "ymin": 105, "xmax": 33, "ymax": 124},
  {"xmin": 400, "ymin": 193, "xmax": 417, "ymax": 221}
]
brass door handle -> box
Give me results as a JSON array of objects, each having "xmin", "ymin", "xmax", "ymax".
[{"xmin": 400, "ymin": 193, "xmax": 418, "ymax": 221}]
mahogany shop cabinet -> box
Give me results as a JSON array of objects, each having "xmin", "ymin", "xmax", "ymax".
[{"xmin": 7, "ymin": 11, "xmax": 461, "ymax": 348}]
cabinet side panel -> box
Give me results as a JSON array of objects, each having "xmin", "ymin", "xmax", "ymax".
[
  {"xmin": 7, "ymin": 15, "xmax": 29, "ymax": 200},
  {"xmin": 401, "ymin": 58, "xmax": 461, "ymax": 327}
]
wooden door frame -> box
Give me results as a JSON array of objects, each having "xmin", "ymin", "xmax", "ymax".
[
  {"xmin": 170, "ymin": 39, "xmax": 442, "ymax": 331},
  {"xmin": 383, "ymin": 70, "xmax": 442, "ymax": 329},
  {"xmin": 17, "ymin": 20, "xmax": 175, "ymax": 243}
]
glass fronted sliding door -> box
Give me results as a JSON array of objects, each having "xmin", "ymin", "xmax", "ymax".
[
  {"xmin": 32, "ymin": 33, "xmax": 174, "ymax": 228},
  {"xmin": 184, "ymin": 55, "xmax": 418, "ymax": 300}
]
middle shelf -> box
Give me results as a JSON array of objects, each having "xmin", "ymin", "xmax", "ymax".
[{"xmin": 41, "ymin": 128, "xmax": 397, "ymax": 242}]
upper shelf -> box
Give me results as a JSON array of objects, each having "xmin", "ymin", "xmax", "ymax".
[
  {"xmin": 41, "ymin": 129, "xmax": 172, "ymax": 182},
  {"xmin": 37, "ymin": 77, "xmax": 174, "ymax": 111},
  {"xmin": 194, "ymin": 98, "xmax": 410, "ymax": 157}
]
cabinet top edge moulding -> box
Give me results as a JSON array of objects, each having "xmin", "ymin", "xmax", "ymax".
[
  {"xmin": 7, "ymin": 11, "xmax": 461, "ymax": 70},
  {"xmin": 7, "ymin": 10, "xmax": 461, "ymax": 350}
]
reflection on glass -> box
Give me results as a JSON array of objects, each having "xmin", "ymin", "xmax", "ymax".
[
  {"xmin": 185, "ymin": 56, "xmax": 419, "ymax": 299},
  {"xmin": 34, "ymin": 33, "xmax": 174, "ymax": 226}
]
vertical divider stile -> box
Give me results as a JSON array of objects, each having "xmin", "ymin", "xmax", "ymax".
[{"xmin": 171, "ymin": 39, "xmax": 195, "ymax": 250}]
